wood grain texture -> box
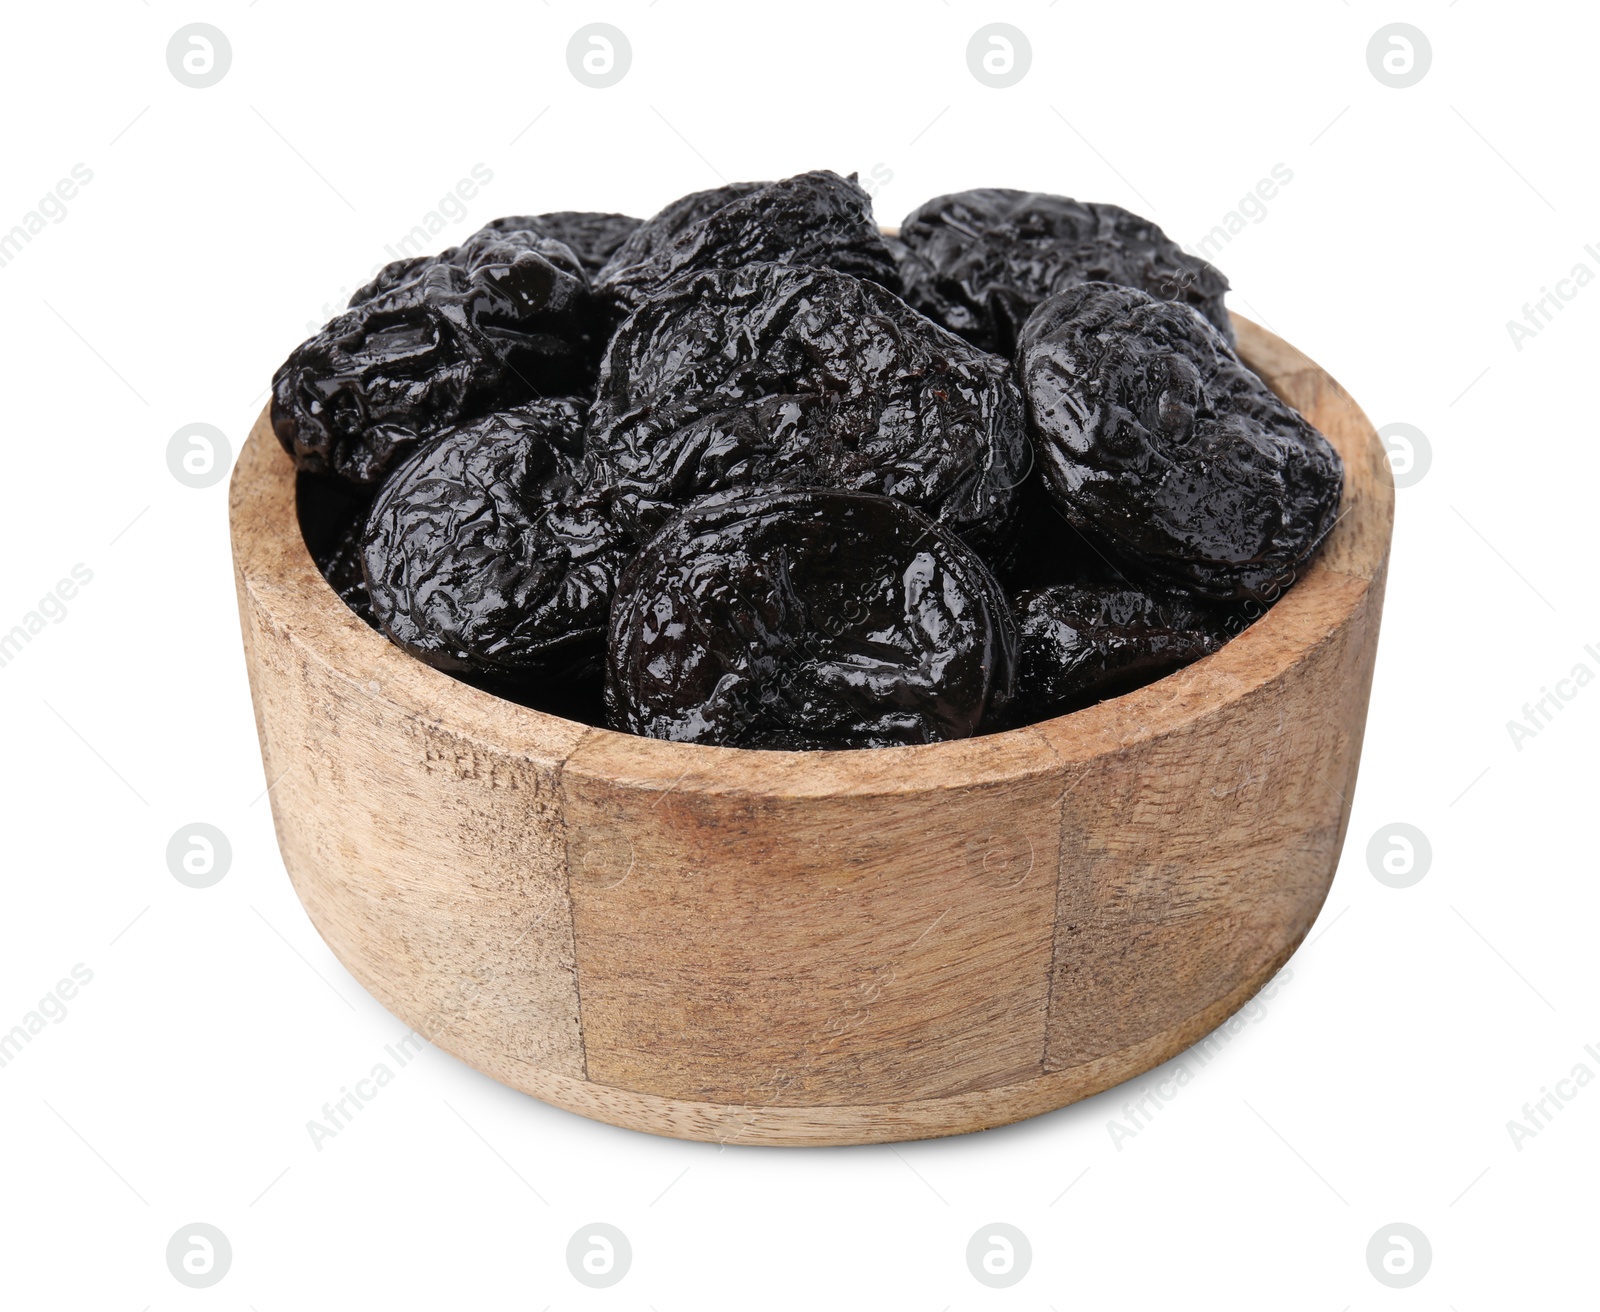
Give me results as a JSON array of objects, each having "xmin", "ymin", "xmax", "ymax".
[
  {"xmin": 561, "ymin": 726, "xmax": 1065, "ymax": 1106},
  {"xmin": 230, "ymin": 314, "xmax": 1393, "ymax": 1144}
]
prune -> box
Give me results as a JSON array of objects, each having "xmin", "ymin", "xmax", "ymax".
[
  {"xmin": 895, "ymin": 189, "xmax": 1232, "ymax": 356},
  {"xmin": 348, "ymin": 213, "xmax": 640, "ymax": 307},
  {"xmin": 348, "ymin": 221, "xmax": 552, "ymax": 305},
  {"xmin": 1013, "ymin": 580, "xmax": 1230, "ymax": 717},
  {"xmin": 481, "ymin": 211, "xmax": 642, "ymax": 276},
  {"xmin": 596, "ymin": 181, "xmax": 764, "ymax": 276},
  {"xmin": 1017, "ymin": 282, "xmax": 1343, "ymax": 602},
  {"xmin": 360, "ymin": 398, "xmax": 630, "ymax": 683},
  {"xmin": 585, "ymin": 263, "xmax": 1029, "ymax": 546},
  {"xmin": 596, "ymin": 171, "xmax": 899, "ymax": 305},
  {"xmin": 274, "ymin": 232, "xmax": 600, "ymax": 486},
  {"xmin": 605, "ymin": 489, "xmax": 1017, "ymax": 748}
]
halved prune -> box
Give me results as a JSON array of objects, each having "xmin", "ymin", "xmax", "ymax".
[
  {"xmin": 605, "ymin": 489, "xmax": 1018, "ymax": 749},
  {"xmin": 360, "ymin": 398, "xmax": 630, "ymax": 684},
  {"xmin": 1013, "ymin": 580, "xmax": 1231, "ymax": 717},
  {"xmin": 1017, "ymin": 282, "xmax": 1343, "ymax": 602},
  {"xmin": 895, "ymin": 189, "xmax": 1232, "ymax": 356},
  {"xmin": 585, "ymin": 262, "xmax": 1029, "ymax": 547},
  {"xmin": 596, "ymin": 171, "xmax": 899, "ymax": 305},
  {"xmin": 274, "ymin": 234, "xmax": 600, "ymax": 486}
]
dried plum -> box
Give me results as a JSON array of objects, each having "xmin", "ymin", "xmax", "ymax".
[
  {"xmin": 605, "ymin": 489, "xmax": 1017, "ymax": 748},
  {"xmin": 480, "ymin": 211, "xmax": 642, "ymax": 276},
  {"xmin": 349, "ymin": 213, "xmax": 640, "ymax": 306},
  {"xmin": 348, "ymin": 221, "xmax": 562, "ymax": 306},
  {"xmin": 596, "ymin": 181, "xmax": 764, "ymax": 277},
  {"xmin": 275, "ymin": 232, "xmax": 600, "ymax": 486},
  {"xmin": 896, "ymin": 189, "xmax": 1232, "ymax": 356},
  {"xmin": 360, "ymin": 398, "xmax": 630, "ymax": 683},
  {"xmin": 1017, "ymin": 282, "xmax": 1342, "ymax": 602},
  {"xmin": 585, "ymin": 262, "xmax": 1029, "ymax": 546},
  {"xmin": 597, "ymin": 171, "xmax": 898, "ymax": 305},
  {"xmin": 1013, "ymin": 580, "xmax": 1230, "ymax": 717}
]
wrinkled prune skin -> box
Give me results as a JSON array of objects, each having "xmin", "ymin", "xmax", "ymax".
[
  {"xmin": 597, "ymin": 182, "xmax": 765, "ymax": 276},
  {"xmin": 1018, "ymin": 282, "xmax": 1343, "ymax": 602},
  {"xmin": 479, "ymin": 211, "xmax": 642, "ymax": 276},
  {"xmin": 1013, "ymin": 580, "xmax": 1231, "ymax": 717},
  {"xmin": 597, "ymin": 171, "xmax": 899, "ymax": 305},
  {"xmin": 896, "ymin": 189, "xmax": 1233, "ymax": 356},
  {"xmin": 585, "ymin": 263, "xmax": 1030, "ymax": 547},
  {"xmin": 606, "ymin": 489, "xmax": 1017, "ymax": 749},
  {"xmin": 360, "ymin": 398, "xmax": 630, "ymax": 683},
  {"xmin": 348, "ymin": 214, "xmax": 640, "ymax": 305},
  {"xmin": 347, "ymin": 222, "xmax": 567, "ymax": 306},
  {"xmin": 275, "ymin": 232, "xmax": 600, "ymax": 486}
]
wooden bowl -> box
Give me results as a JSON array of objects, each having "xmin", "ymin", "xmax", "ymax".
[{"xmin": 231, "ymin": 315, "xmax": 1392, "ymax": 1145}]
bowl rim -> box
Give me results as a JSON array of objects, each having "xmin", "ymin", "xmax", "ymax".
[{"xmin": 232, "ymin": 314, "xmax": 1393, "ymax": 800}]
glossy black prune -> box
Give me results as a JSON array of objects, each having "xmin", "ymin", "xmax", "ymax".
[
  {"xmin": 360, "ymin": 398, "xmax": 630, "ymax": 683},
  {"xmin": 596, "ymin": 171, "xmax": 899, "ymax": 305},
  {"xmin": 896, "ymin": 189, "xmax": 1232, "ymax": 356},
  {"xmin": 480, "ymin": 211, "xmax": 642, "ymax": 276},
  {"xmin": 346, "ymin": 221, "xmax": 548, "ymax": 306},
  {"xmin": 605, "ymin": 489, "xmax": 1017, "ymax": 748},
  {"xmin": 596, "ymin": 182, "xmax": 764, "ymax": 277},
  {"xmin": 1017, "ymin": 282, "xmax": 1343, "ymax": 602},
  {"xmin": 516, "ymin": 212, "xmax": 642, "ymax": 275},
  {"xmin": 1013, "ymin": 580, "xmax": 1230, "ymax": 717},
  {"xmin": 348, "ymin": 213, "xmax": 640, "ymax": 307},
  {"xmin": 274, "ymin": 231, "xmax": 599, "ymax": 486},
  {"xmin": 585, "ymin": 262, "xmax": 1030, "ymax": 546}
]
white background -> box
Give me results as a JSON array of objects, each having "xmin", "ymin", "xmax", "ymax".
[{"xmin": 1, "ymin": 1, "xmax": 1595, "ymax": 1306}]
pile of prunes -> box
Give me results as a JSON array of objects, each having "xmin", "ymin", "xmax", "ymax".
[{"xmin": 277, "ymin": 171, "xmax": 1343, "ymax": 750}]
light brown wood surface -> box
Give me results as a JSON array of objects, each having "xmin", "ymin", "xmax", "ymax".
[{"xmin": 230, "ymin": 315, "xmax": 1393, "ymax": 1145}]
